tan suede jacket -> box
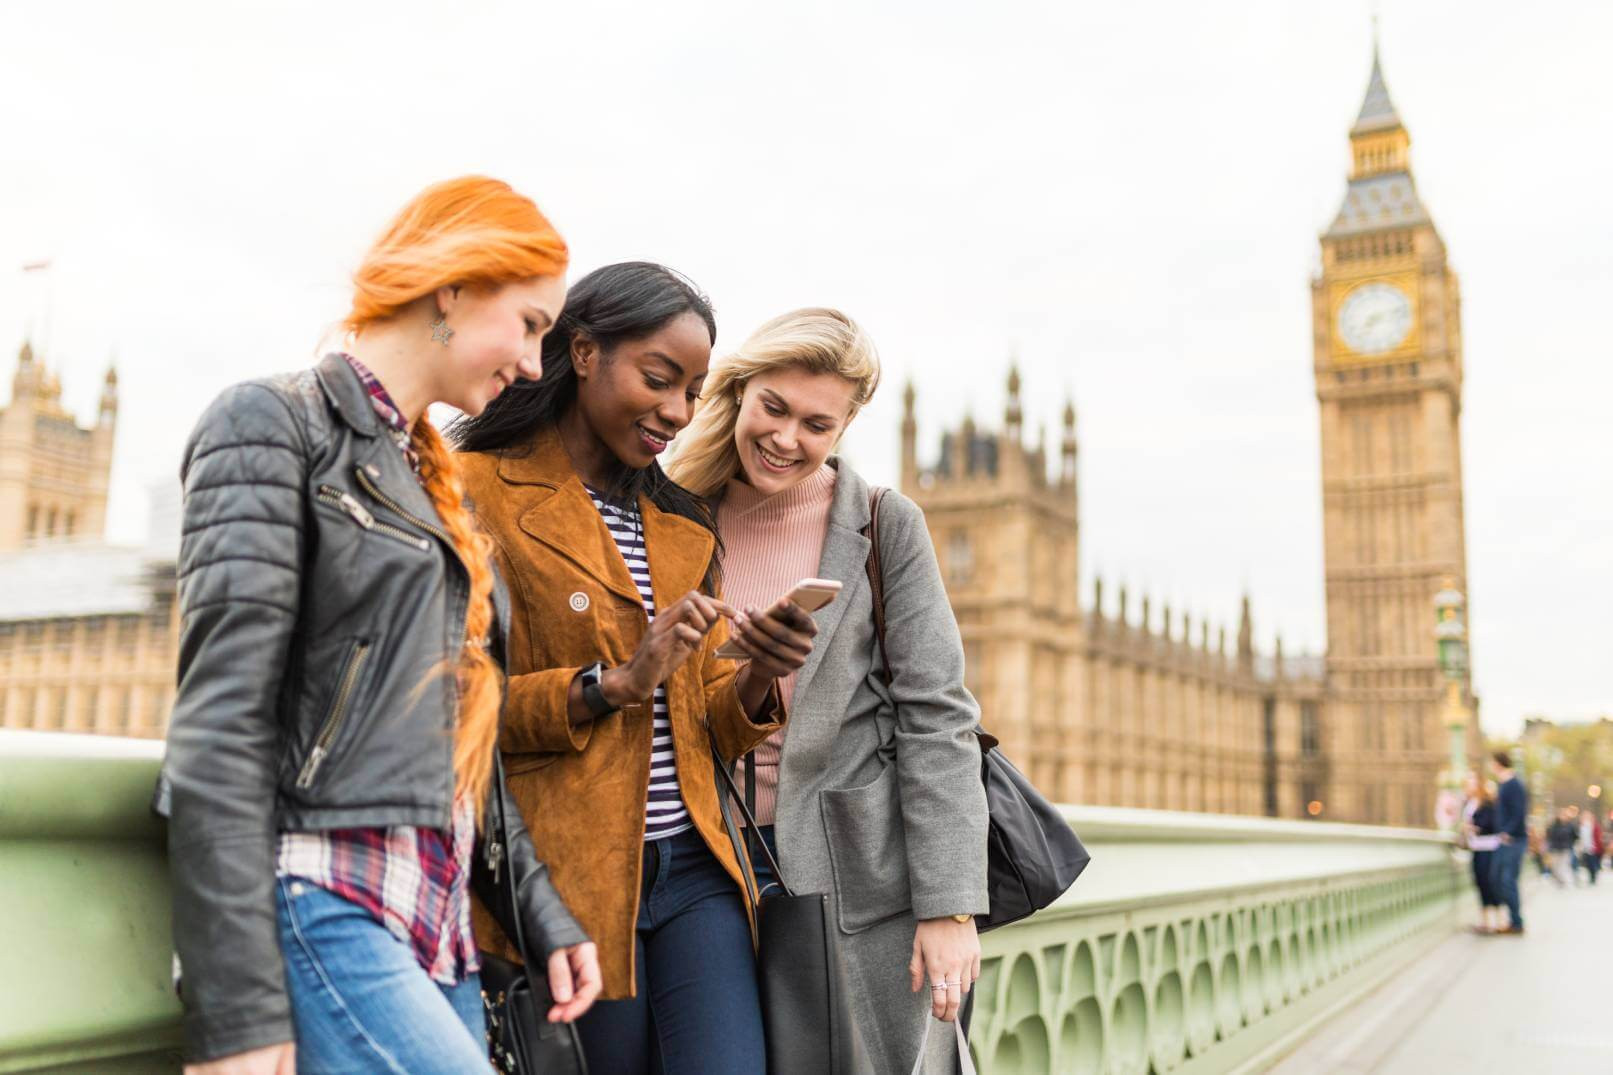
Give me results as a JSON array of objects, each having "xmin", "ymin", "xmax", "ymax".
[{"xmin": 460, "ymin": 428, "xmax": 781, "ymax": 998}]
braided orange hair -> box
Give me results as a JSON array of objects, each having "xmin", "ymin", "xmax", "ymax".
[{"xmin": 345, "ymin": 176, "xmax": 567, "ymax": 825}]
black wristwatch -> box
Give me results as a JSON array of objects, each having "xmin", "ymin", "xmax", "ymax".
[{"xmin": 579, "ymin": 662, "xmax": 619, "ymax": 718}]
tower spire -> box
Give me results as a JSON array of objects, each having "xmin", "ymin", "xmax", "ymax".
[
  {"xmin": 1353, "ymin": 41, "xmax": 1402, "ymax": 135},
  {"xmin": 1004, "ymin": 359, "xmax": 1022, "ymax": 441},
  {"xmin": 900, "ymin": 378, "xmax": 918, "ymax": 490}
]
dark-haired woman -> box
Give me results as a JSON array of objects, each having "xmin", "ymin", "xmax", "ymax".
[
  {"xmin": 451, "ymin": 262, "xmax": 817, "ymax": 1074},
  {"xmin": 159, "ymin": 176, "xmax": 600, "ymax": 1075}
]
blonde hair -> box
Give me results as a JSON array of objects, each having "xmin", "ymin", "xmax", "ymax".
[
  {"xmin": 346, "ymin": 176, "xmax": 567, "ymax": 827},
  {"xmin": 667, "ymin": 307, "xmax": 880, "ymax": 497}
]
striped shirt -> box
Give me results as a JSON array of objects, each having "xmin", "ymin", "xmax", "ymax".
[
  {"xmin": 274, "ymin": 352, "xmax": 479, "ymax": 986},
  {"xmin": 585, "ymin": 485, "xmax": 692, "ymax": 842}
]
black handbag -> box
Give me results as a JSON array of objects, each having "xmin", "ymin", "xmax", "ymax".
[
  {"xmin": 709, "ymin": 734, "xmax": 873, "ymax": 1075},
  {"xmin": 479, "ymin": 753, "xmax": 590, "ymax": 1075},
  {"xmin": 863, "ymin": 487, "xmax": 1091, "ymax": 931}
]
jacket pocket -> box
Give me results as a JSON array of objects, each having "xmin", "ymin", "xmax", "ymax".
[
  {"xmin": 295, "ymin": 639, "xmax": 373, "ymax": 789},
  {"xmin": 504, "ymin": 752, "xmax": 562, "ymax": 777},
  {"xmin": 819, "ymin": 763, "xmax": 913, "ymax": 933}
]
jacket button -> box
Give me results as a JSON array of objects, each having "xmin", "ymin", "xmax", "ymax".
[
  {"xmin": 365, "ymin": 464, "xmax": 380, "ymax": 478},
  {"xmin": 569, "ymin": 592, "xmax": 590, "ymax": 612}
]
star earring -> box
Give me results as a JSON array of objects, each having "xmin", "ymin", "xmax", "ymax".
[{"xmin": 430, "ymin": 317, "xmax": 454, "ymax": 345}]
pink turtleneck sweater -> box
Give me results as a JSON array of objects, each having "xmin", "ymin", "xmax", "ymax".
[{"xmin": 719, "ymin": 463, "xmax": 838, "ymax": 826}]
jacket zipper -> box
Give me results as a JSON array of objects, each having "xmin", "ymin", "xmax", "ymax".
[
  {"xmin": 353, "ymin": 466, "xmax": 456, "ymax": 550},
  {"xmin": 354, "ymin": 465, "xmax": 472, "ymax": 655},
  {"xmin": 295, "ymin": 641, "xmax": 373, "ymax": 789},
  {"xmin": 316, "ymin": 485, "xmax": 430, "ymax": 551}
]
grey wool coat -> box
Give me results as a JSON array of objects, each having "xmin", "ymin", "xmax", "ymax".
[{"xmin": 759, "ymin": 459, "xmax": 990, "ymax": 1074}]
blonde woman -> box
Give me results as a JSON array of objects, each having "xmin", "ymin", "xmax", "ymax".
[{"xmin": 667, "ymin": 308, "xmax": 989, "ymax": 1073}]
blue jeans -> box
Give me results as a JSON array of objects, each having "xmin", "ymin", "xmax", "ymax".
[
  {"xmin": 1488, "ymin": 838, "xmax": 1526, "ymax": 929},
  {"xmin": 275, "ymin": 878, "xmax": 486, "ymax": 1074},
  {"xmin": 575, "ymin": 827, "xmax": 764, "ymax": 1074}
]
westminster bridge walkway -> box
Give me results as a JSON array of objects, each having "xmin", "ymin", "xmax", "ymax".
[{"xmin": 2, "ymin": 729, "xmax": 1598, "ymax": 1074}]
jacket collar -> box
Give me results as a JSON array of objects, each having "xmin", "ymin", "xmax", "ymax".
[
  {"xmin": 782, "ymin": 457, "xmax": 873, "ymax": 703},
  {"xmin": 315, "ymin": 352, "xmax": 382, "ymax": 438},
  {"xmin": 497, "ymin": 428, "xmax": 717, "ymax": 609}
]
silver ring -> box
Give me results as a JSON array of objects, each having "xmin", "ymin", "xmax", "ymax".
[{"xmin": 930, "ymin": 982, "xmax": 948, "ymax": 991}]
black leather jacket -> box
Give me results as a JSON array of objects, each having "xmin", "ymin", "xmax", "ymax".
[{"xmin": 158, "ymin": 354, "xmax": 585, "ymax": 1062}]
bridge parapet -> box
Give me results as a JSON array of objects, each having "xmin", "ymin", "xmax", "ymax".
[
  {"xmin": 972, "ymin": 805, "xmax": 1462, "ymax": 1073},
  {"xmin": 0, "ymin": 732, "xmax": 1462, "ymax": 1073}
]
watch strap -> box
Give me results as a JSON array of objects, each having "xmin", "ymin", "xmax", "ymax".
[{"xmin": 580, "ymin": 662, "xmax": 619, "ymax": 718}]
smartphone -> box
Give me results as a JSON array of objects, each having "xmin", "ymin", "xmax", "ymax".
[{"xmin": 715, "ymin": 577, "xmax": 843, "ymax": 659}]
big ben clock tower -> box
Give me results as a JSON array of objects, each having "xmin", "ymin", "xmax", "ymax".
[{"xmin": 1313, "ymin": 48, "xmax": 1474, "ymax": 827}]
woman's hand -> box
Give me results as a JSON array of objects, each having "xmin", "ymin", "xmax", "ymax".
[
  {"xmin": 184, "ymin": 1042, "xmax": 295, "ymax": 1075},
  {"xmin": 546, "ymin": 941, "xmax": 603, "ymax": 1023},
  {"xmin": 729, "ymin": 600, "xmax": 818, "ymax": 681},
  {"xmin": 909, "ymin": 917, "xmax": 981, "ymax": 1023},
  {"xmin": 604, "ymin": 591, "xmax": 730, "ymax": 704}
]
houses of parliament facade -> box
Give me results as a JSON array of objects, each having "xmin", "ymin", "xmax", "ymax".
[{"xmin": 0, "ymin": 51, "xmax": 1477, "ymax": 826}]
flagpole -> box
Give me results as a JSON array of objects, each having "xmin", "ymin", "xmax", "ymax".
[{"xmin": 20, "ymin": 259, "xmax": 51, "ymax": 357}]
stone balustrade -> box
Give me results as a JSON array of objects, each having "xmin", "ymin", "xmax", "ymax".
[{"xmin": 0, "ymin": 731, "xmax": 1462, "ymax": 1073}]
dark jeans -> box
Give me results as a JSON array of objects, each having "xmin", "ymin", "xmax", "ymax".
[
  {"xmin": 1583, "ymin": 852, "xmax": 1602, "ymax": 884},
  {"xmin": 1471, "ymin": 849, "xmax": 1497, "ymax": 907},
  {"xmin": 575, "ymin": 827, "xmax": 764, "ymax": 1074},
  {"xmin": 1488, "ymin": 838, "xmax": 1526, "ymax": 930}
]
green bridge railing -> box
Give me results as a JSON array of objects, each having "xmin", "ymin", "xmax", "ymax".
[
  {"xmin": 0, "ymin": 731, "xmax": 1462, "ymax": 1074},
  {"xmin": 970, "ymin": 806, "xmax": 1462, "ymax": 1073}
]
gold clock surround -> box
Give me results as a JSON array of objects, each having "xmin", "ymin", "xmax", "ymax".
[{"xmin": 1328, "ymin": 272, "xmax": 1420, "ymax": 364}]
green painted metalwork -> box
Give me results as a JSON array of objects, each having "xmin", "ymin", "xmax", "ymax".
[
  {"xmin": 0, "ymin": 731, "xmax": 181, "ymax": 1073},
  {"xmin": 970, "ymin": 806, "xmax": 1463, "ymax": 1074},
  {"xmin": 0, "ymin": 733, "xmax": 1461, "ymax": 1074}
]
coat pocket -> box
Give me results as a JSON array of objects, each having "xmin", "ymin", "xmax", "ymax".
[{"xmin": 819, "ymin": 763, "xmax": 912, "ymax": 934}]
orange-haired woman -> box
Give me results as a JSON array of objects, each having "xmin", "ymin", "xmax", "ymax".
[{"xmin": 159, "ymin": 176, "xmax": 600, "ymax": 1074}]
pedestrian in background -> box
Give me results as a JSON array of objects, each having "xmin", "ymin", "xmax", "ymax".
[
  {"xmin": 1546, "ymin": 807, "xmax": 1577, "ymax": 887},
  {"xmin": 1461, "ymin": 772, "xmax": 1501, "ymax": 933},
  {"xmin": 1487, "ymin": 752, "xmax": 1528, "ymax": 936},
  {"xmin": 1578, "ymin": 805, "xmax": 1604, "ymax": 884}
]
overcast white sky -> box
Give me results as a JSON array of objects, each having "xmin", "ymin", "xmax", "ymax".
[{"xmin": 2, "ymin": 1, "xmax": 1608, "ymax": 735}]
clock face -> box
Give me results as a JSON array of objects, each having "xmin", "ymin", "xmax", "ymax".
[{"xmin": 1338, "ymin": 282, "xmax": 1413, "ymax": 355}]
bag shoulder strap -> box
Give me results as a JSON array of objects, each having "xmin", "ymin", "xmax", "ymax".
[
  {"xmin": 708, "ymin": 727, "xmax": 791, "ymax": 905},
  {"xmin": 862, "ymin": 485, "xmax": 894, "ymax": 688}
]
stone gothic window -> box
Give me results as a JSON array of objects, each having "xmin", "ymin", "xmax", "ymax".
[{"xmin": 947, "ymin": 530, "xmax": 974, "ymax": 584}]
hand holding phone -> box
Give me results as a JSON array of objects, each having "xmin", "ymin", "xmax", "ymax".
[{"xmin": 715, "ymin": 578, "xmax": 841, "ymax": 659}]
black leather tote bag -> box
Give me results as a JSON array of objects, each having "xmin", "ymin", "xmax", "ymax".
[
  {"xmin": 973, "ymin": 733, "xmax": 1091, "ymax": 929},
  {"xmin": 863, "ymin": 488, "xmax": 1091, "ymax": 932},
  {"xmin": 475, "ymin": 753, "xmax": 590, "ymax": 1075},
  {"xmin": 709, "ymin": 734, "xmax": 872, "ymax": 1075}
]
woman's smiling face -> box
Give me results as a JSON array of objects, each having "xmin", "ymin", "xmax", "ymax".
[
  {"xmin": 575, "ymin": 310, "xmax": 714, "ymax": 470},
  {"xmin": 732, "ymin": 366, "xmax": 857, "ymax": 495}
]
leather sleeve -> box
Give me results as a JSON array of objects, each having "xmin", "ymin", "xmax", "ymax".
[
  {"xmin": 496, "ymin": 771, "xmax": 590, "ymax": 958},
  {"xmin": 163, "ymin": 383, "xmax": 306, "ymax": 1062}
]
